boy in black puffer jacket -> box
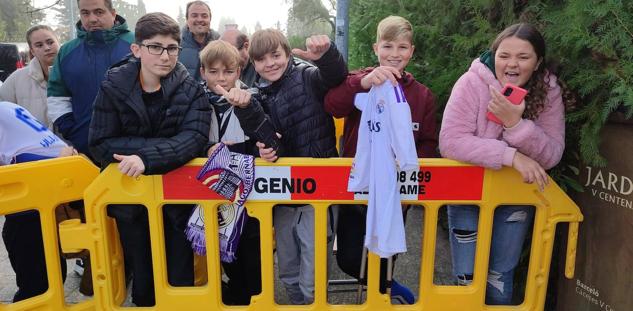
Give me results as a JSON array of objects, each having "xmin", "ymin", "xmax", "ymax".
[
  {"xmin": 88, "ymin": 13, "xmax": 210, "ymax": 306},
  {"xmin": 245, "ymin": 29, "xmax": 347, "ymax": 304}
]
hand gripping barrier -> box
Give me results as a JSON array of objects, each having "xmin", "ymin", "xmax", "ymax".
[
  {"xmin": 1, "ymin": 157, "xmax": 582, "ymax": 310},
  {"xmin": 0, "ymin": 156, "xmax": 99, "ymax": 311}
]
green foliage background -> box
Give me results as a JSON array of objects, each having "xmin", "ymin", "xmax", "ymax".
[
  {"xmin": 0, "ymin": 0, "xmax": 44, "ymax": 42},
  {"xmin": 347, "ymin": 0, "xmax": 633, "ymax": 191}
]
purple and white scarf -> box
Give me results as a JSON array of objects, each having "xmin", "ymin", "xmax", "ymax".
[{"xmin": 185, "ymin": 143, "xmax": 255, "ymax": 262}]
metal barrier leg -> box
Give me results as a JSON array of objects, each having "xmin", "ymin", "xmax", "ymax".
[
  {"xmin": 356, "ymin": 246, "xmax": 368, "ymax": 304},
  {"xmin": 386, "ymin": 256, "xmax": 393, "ymax": 296}
]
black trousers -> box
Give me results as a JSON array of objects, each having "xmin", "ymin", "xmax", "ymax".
[
  {"xmin": 221, "ymin": 215, "xmax": 262, "ymax": 305},
  {"xmin": 2, "ymin": 211, "xmax": 67, "ymax": 302},
  {"xmin": 108, "ymin": 204, "xmax": 194, "ymax": 306},
  {"xmin": 335, "ymin": 204, "xmax": 410, "ymax": 293}
]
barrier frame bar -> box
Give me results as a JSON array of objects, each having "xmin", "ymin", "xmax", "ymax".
[
  {"xmin": 0, "ymin": 157, "xmax": 99, "ymax": 311},
  {"xmin": 1, "ymin": 157, "xmax": 582, "ymax": 310}
]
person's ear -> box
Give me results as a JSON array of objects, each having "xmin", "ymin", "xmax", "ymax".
[
  {"xmin": 373, "ymin": 42, "xmax": 379, "ymax": 56},
  {"xmin": 200, "ymin": 66, "xmax": 205, "ymax": 78},
  {"xmin": 131, "ymin": 43, "xmax": 141, "ymax": 58},
  {"xmin": 243, "ymin": 41, "xmax": 249, "ymax": 51},
  {"xmin": 535, "ymin": 58, "xmax": 543, "ymax": 71}
]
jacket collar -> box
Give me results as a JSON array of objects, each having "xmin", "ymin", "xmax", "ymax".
[
  {"xmin": 398, "ymin": 71, "xmax": 415, "ymax": 87},
  {"xmin": 479, "ymin": 50, "xmax": 496, "ymax": 76},
  {"xmin": 103, "ymin": 56, "xmax": 190, "ymax": 126},
  {"xmin": 27, "ymin": 57, "xmax": 46, "ymax": 87},
  {"xmin": 181, "ymin": 26, "xmax": 218, "ymax": 48},
  {"xmin": 468, "ymin": 58, "xmax": 502, "ymax": 88},
  {"xmin": 76, "ymin": 15, "xmax": 130, "ymax": 45}
]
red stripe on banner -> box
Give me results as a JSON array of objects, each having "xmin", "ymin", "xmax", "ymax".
[
  {"xmin": 291, "ymin": 166, "xmax": 354, "ymax": 200},
  {"xmin": 163, "ymin": 165, "xmax": 484, "ymax": 201},
  {"xmin": 418, "ymin": 166, "xmax": 484, "ymax": 200},
  {"xmin": 163, "ymin": 166, "xmax": 223, "ymax": 200}
]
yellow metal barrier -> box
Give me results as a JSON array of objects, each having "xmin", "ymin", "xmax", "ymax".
[
  {"xmin": 334, "ymin": 117, "xmax": 344, "ymax": 152},
  {"xmin": 1, "ymin": 157, "xmax": 582, "ymax": 310},
  {"xmin": 0, "ymin": 157, "xmax": 99, "ymax": 311}
]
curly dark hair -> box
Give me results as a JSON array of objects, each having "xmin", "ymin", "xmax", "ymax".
[{"xmin": 491, "ymin": 23, "xmax": 551, "ymax": 120}]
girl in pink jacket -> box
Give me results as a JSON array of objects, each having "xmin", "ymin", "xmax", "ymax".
[{"xmin": 439, "ymin": 23, "xmax": 565, "ymax": 305}]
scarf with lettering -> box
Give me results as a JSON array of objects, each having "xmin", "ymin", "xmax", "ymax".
[{"xmin": 185, "ymin": 143, "xmax": 255, "ymax": 262}]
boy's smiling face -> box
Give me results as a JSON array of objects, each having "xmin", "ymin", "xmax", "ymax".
[
  {"xmin": 373, "ymin": 35, "xmax": 415, "ymax": 73},
  {"xmin": 252, "ymin": 45, "xmax": 289, "ymax": 83},
  {"xmin": 132, "ymin": 34, "xmax": 180, "ymax": 79}
]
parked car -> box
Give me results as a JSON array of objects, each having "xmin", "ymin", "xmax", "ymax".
[{"xmin": 0, "ymin": 43, "xmax": 25, "ymax": 82}]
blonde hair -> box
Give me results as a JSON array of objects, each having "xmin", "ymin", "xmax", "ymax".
[
  {"xmin": 199, "ymin": 40, "xmax": 240, "ymax": 70},
  {"xmin": 376, "ymin": 16, "xmax": 413, "ymax": 43},
  {"xmin": 249, "ymin": 28, "xmax": 291, "ymax": 61}
]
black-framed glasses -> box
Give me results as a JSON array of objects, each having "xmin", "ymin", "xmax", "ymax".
[{"xmin": 139, "ymin": 43, "xmax": 182, "ymax": 56}]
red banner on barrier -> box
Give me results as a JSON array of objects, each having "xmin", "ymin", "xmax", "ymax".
[
  {"xmin": 419, "ymin": 166, "xmax": 484, "ymax": 200},
  {"xmin": 162, "ymin": 165, "xmax": 484, "ymax": 201}
]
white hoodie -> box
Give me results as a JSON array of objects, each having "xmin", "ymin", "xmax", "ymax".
[{"xmin": 0, "ymin": 58, "xmax": 51, "ymax": 127}]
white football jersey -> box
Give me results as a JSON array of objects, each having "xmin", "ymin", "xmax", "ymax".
[
  {"xmin": 347, "ymin": 81, "xmax": 418, "ymax": 258},
  {"xmin": 0, "ymin": 101, "xmax": 67, "ymax": 165}
]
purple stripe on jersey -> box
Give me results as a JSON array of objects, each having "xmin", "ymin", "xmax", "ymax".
[
  {"xmin": 399, "ymin": 85, "xmax": 406, "ymax": 103},
  {"xmin": 394, "ymin": 86, "xmax": 401, "ymax": 103}
]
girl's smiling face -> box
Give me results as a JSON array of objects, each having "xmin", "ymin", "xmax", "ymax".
[{"xmin": 494, "ymin": 36, "xmax": 541, "ymax": 86}]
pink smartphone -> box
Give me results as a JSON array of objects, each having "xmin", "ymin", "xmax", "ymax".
[{"xmin": 487, "ymin": 83, "xmax": 528, "ymax": 124}]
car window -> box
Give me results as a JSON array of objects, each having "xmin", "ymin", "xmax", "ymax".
[{"xmin": 0, "ymin": 43, "xmax": 21, "ymax": 82}]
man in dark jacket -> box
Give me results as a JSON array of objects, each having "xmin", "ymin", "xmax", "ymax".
[
  {"xmin": 178, "ymin": 0, "xmax": 220, "ymax": 81},
  {"xmin": 88, "ymin": 13, "xmax": 210, "ymax": 306},
  {"xmin": 220, "ymin": 29, "xmax": 257, "ymax": 87},
  {"xmin": 47, "ymin": 0, "xmax": 134, "ymax": 157}
]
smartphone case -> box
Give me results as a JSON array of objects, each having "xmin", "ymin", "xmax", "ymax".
[{"xmin": 487, "ymin": 83, "xmax": 528, "ymax": 125}]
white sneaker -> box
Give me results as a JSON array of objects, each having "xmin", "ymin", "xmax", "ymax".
[{"xmin": 74, "ymin": 259, "xmax": 85, "ymax": 276}]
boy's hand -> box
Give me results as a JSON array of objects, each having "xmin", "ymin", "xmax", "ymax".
[
  {"xmin": 113, "ymin": 154, "xmax": 145, "ymax": 178},
  {"xmin": 256, "ymin": 133, "xmax": 282, "ymax": 162},
  {"xmin": 58, "ymin": 146, "xmax": 78, "ymax": 157},
  {"xmin": 213, "ymin": 84, "xmax": 252, "ymax": 108},
  {"xmin": 360, "ymin": 66, "xmax": 401, "ymax": 90},
  {"xmin": 292, "ymin": 35, "xmax": 331, "ymax": 61},
  {"xmin": 207, "ymin": 141, "xmax": 235, "ymax": 156}
]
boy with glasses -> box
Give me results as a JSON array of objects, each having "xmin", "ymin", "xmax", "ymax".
[{"xmin": 89, "ymin": 12, "xmax": 211, "ymax": 306}]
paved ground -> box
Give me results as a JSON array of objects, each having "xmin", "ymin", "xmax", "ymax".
[{"xmin": 1, "ymin": 206, "xmax": 454, "ymax": 306}]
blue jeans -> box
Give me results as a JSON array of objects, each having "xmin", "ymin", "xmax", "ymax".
[{"xmin": 447, "ymin": 205, "xmax": 534, "ymax": 305}]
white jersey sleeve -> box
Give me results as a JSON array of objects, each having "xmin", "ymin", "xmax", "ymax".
[
  {"xmin": 347, "ymin": 92, "xmax": 371, "ymax": 192},
  {"xmin": 383, "ymin": 83, "xmax": 418, "ymax": 172},
  {"xmin": 0, "ymin": 101, "xmax": 67, "ymax": 165}
]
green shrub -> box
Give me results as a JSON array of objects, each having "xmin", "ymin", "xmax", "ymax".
[{"xmin": 348, "ymin": 0, "xmax": 633, "ymax": 192}]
